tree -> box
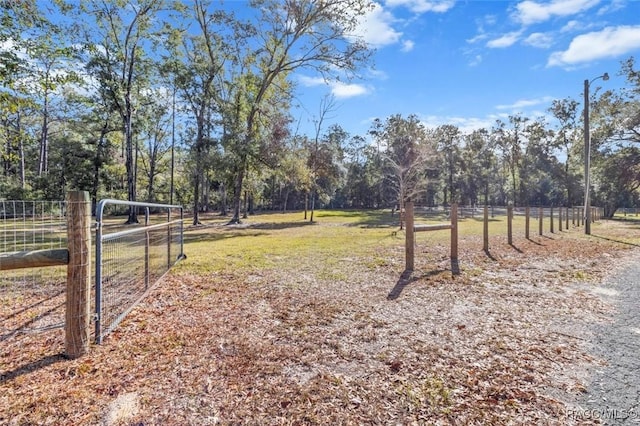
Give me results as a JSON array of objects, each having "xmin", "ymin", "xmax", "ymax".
[
  {"xmin": 493, "ymin": 114, "xmax": 529, "ymax": 205},
  {"xmin": 435, "ymin": 125, "xmax": 463, "ymax": 205},
  {"xmin": 80, "ymin": 0, "xmax": 165, "ymax": 223},
  {"xmin": 596, "ymin": 147, "xmax": 640, "ymax": 217},
  {"xmin": 519, "ymin": 118, "xmax": 557, "ymax": 205},
  {"xmin": 223, "ymin": 0, "xmax": 372, "ymax": 223},
  {"xmin": 373, "ymin": 114, "xmax": 434, "ymax": 208},
  {"xmin": 137, "ymin": 94, "xmax": 171, "ymax": 202},
  {"xmin": 308, "ymin": 95, "xmax": 337, "ymax": 222},
  {"xmin": 460, "ymin": 128, "xmax": 495, "ymax": 205},
  {"xmin": 549, "ymin": 98, "xmax": 581, "ymax": 206},
  {"xmin": 164, "ymin": 0, "xmax": 227, "ymax": 224},
  {"xmin": 608, "ymin": 57, "xmax": 640, "ymax": 145}
]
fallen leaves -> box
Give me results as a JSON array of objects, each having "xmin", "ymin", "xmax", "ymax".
[{"xmin": 2, "ymin": 217, "xmax": 635, "ymax": 425}]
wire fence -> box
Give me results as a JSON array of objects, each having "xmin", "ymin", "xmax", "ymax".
[
  {"xmin": 1, "ymin": 197, "xmax": 185, "ymax": 347},
  {"xmin": 0, "ymin": 200, "xmax": 68, "ymax": 339},
  {"xmin": 409, "ymin": 204, "xmax": 604, "ymax": 249},
  {"xmin": 95, "ymin": 200, "xmax": 185, "ymax": 343}
]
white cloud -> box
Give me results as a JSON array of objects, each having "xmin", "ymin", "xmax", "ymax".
[
  {"xmin": 524, "ymin": 32, "xmax": 554, "ymax": 48},
  {"xmin": 420, "ymin": 115, "xmax": 499, "ymax": 133},
  {"xmin": 560, "ymin": 19, "xmax": 599, "ymax": 33},
  {"xmin": 401, "ymin": 40, "xmax": 415, "ymax": 52},
  {"xmin": 298, "ymin": 76, "xmax": 369, "ymax": 99},
  {"xmin": 597, "ymin": 0, "xmax": 626, "ymax": 15},
  {"xmin": 384, "ymin": 0, "xmax": 455, "ymax": 13},
  {"xmin": 352, "ymin": 3, "xmax": 402, "ymax": 48},
  {"xmin": 512, "ymin": 0, "xmax": 601, "ymax": 26},
  {"xmin": 487, "ymin": 31, "xmax": 522, "ymax": 48},
  {"xmin": 548, "ymin": 25, "xmax": 640, "ymax": 67},
  {"xmin": 560, "ymin": 20, "xmax": 581, "ymax": 32},
  {"xmin": 468, "ymin": 54, "xmax": 482, "ymax": 67},
  {"xmin": 467, "ymin": 33, "xmax": 488, "ymax": 44},
  {"xmin": 299, "ymin": 76, "xmax": 326, "ymax": 87},
  {"xmin": 331, "ymin": 81, "xmax": 369, "ymax": 98},
  {"xmin": 496, "ymin": 96, "xmax": 555, "ymax": 111}
]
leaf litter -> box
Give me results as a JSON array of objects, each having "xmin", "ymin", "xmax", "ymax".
[{"xmin": 1, "ymin": 217, "xmax": 636, "ymax": 425}]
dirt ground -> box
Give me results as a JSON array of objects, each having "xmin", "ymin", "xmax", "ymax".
[{"xmin": 1, "ymin": 218, "xmax": 637, "ymax": 425}]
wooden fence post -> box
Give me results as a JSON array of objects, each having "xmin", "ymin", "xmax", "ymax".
[
  {"xmin": 451, "ymin": 203, "xmax": 458, "ymax": 260},
  {"xmin": 65, "ymin": 190, "xmax": 91, "ymax": 359},
  {"xmin": 525, "ymin": 206, "xmax": 530, "ymax": 239},
  {"xmin": 566, "ymin": 207, "xmax": 569, "ymax": 229},
  {"xmin": 539, "ymin": 207, "xmax": 543, "ymax": 236},
  {"xmin": 550, "ymin": 205, "xmax": 554, "ymax": 233},
  {"xmin": 405, "ymin": 200, "xmax": 414, "ymax": 271},
  {"xmin": 483, "ymin": 205, "xmax": 489, "ymax": 252},
  {"xmin": 144, "ymin": 208, "xmax": 150, "ymax": 290},
  {"xmin": 507, "ymin": 203, "xmax": 513, "ymax": 245},
  {"xmin": 558, "ymin": 207, "xmax": 563, "ymax": 232}
]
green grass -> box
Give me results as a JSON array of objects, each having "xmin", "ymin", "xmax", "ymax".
[
  {"xmin": 180, "ymin": 210, "xmax": 403, "ymax": 274},
  {"xmin": 179, "ymin": 208, "xmax": 640, "ymax": 277}
]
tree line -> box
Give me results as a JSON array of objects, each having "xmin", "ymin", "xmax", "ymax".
[{"xmin": 1, "ymin": 1, "xmax": 639, "ymax": 223}]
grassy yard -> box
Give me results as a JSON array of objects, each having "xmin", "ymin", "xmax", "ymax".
[{"xmin": 1, "ymin": 209, "xmax": 639, "ymax": 425}]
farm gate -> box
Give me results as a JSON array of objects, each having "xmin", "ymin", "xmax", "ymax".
[{"xmin": 0, "ymin": 192, "xmax": 185, "ymax": 356}]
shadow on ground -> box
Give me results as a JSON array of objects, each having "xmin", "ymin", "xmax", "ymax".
[
  {"xmin": 387, "ymin": 268, "xmax": 454, "ymax": 300},
  {"xmin": 1, "ymin": 354, "xmax": 66, "ymax": 385}
]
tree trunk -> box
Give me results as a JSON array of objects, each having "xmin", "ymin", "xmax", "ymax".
[
  {"xmin": 125, "ymin": 96, "xmax": 138, "ymax": 224},
  {"xmin": 192, "ymin": 170, "xmax": 200, "ymax": 225},
  {"xmin": 304, "ymin": 191, "xmax": 308, "ymax": 220},
  {"xmin": 91, "ymin": 121, "xmax": 110, "ymax": 213},
  {"xmin": 243, "ymin": 190, "xmax": 248, "ymax": 219},
  {"xmin": 17, "ymin": 112, "xmax": 25, "ymax": 188},
  {"xmin": 38, "ymin": 89, "xmax": 49, "ymax": 176},
  {"xmin": 230, "ymin": 161, "xmax": 245, "ymax": 224},
  {"xmin": 282, "ymin": 188, "xmax": 289, "ymax": 214},
  {"xmin": 219, "ymin": 182, "xmax": 227, "ymax": 216}
]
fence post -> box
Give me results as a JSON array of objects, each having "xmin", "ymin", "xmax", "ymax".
[
  {"xmin": 558, "ymin": 207, "xmax": 563, "ymax": 231},
  {"xmin": 483, "ymin": 205, "xmax": 489, "ymax": 252},
  {"xmin": 539, "ymin": 207, "xmax": 543, "ymax": 236},
  {"xmin": 566, "ymin": 207, "xmax": 569, "ymax": 229},
  {"xmin": 550, "ymin": 205, "xmax": 554, "ymax": 233},
  {"xmin": 405, "ymin": 200, "xmax": 414, "ymax": 271},
  {"xmin": 144, "ymin": 207, "xmax": 150, "ymax": 290},
  {"xmin": 65, "ymin": 190, "xmax": 91, "ymax": 359},
  {"xmin": 507, "ymin": 203, "xmax": 513, "ymax": 245},
  {"xmin": 525, "ymin": 206, "xmax": 530, "ymax": 239},
  {"xmin": 451, "ymin": 203, "xmax": 458, "ymax": 260}
]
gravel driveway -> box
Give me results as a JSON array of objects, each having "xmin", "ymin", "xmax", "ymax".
[{"xmin": 575, "ymin": 250, "xmax": 640, "ymax": 425}]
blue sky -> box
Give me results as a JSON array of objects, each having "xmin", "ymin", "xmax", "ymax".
[{"xmin": 292, "ymin": 0, "xmax": 640, "ymax": 138}]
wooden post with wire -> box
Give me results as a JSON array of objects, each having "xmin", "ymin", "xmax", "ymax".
[
  {"xmin": 405, "ymin": 201, "xmax": 458, "ymax": 272},
  {"xmin": 539, "ymin": 207, "xmax": 543, "ymax": 236},
  {"xmin": 507, "ymin": 204, "xmax": 513, "ymax": 245},
  {"xmin": 65, "ymin": 190, "xmax": 92, "ymax": 359},
  {"xmin": 483, "ymin": 205, "xmax": 489, "ymax": 252},
  {"xmin": 558, "ymin": 207, "xmax": 563, "ymax": 231},
  {"xmin": 525, "ymin": 206, "xmax": 530, "ymax": 239},
  {"xmin": 451, "ymin": 204, "xmax": 458, "ymax": 261},
  {"xmin": 405, "ymin": 200, "xmax": 415, "ymax": 271}
]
